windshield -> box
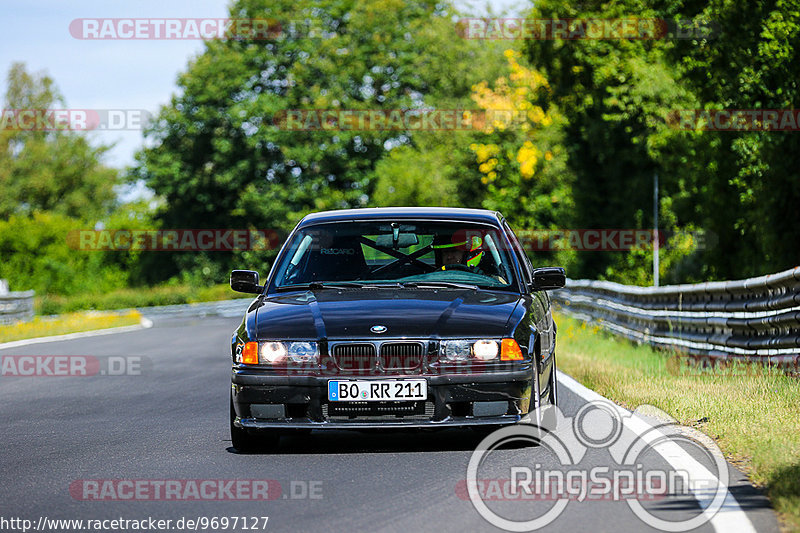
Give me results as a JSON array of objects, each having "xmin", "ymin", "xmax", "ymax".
[{"xmin": 270, "ymin": 221, "xmax": 518, "ymax": 290}]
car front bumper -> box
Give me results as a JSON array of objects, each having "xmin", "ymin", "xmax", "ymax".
[{"xmin": 231, "ymin": 369, "xmax": 535, "ymax": 430}]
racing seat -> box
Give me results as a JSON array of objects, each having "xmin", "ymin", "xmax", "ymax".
[{"xmin": 302, "ymin": 239, "xmax": 369, "ymax": 282}]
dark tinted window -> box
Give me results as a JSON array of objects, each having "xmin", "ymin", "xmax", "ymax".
[{"xmin": 271, "ymin": 221, "xmax": 518, "ymax": 289}]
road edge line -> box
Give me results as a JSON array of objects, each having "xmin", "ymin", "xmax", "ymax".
[
  {"xmin": 557, "ymin": 370, "xmax": 758, "ymax": 533},
  {"xmin": 0, "ymin": 317, "xmax": 154, "ymax": 351}
]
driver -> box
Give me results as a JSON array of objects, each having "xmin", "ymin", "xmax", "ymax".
[{"xmin": 432, "ymin": 234, "xmax": 484, "ymax": 271}]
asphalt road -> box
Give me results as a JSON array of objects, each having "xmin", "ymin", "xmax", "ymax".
[{"xmin": 0, "ymin": 315, "xmax": 781, "ymax": 533}]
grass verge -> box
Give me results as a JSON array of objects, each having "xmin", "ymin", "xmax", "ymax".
[
  {"xmin": 554, "ymin": 311, "xmax": 800, "ymax": 531},
  {"xmin": 0, "ymin": 310, "xmax": 143, "ymax": 344},
  {"xmin": 36, "ymin": 283, "xmax": 248, "ymax": 315}
]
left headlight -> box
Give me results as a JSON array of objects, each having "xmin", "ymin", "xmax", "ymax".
[{"xmin": 239, "ymin": 341, "xmax": 319, "ymax": 365}]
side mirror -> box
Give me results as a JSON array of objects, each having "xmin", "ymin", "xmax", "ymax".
[
  {"xmin": 531, "ymin": 267, "xmax": 566, "ymax": 290},
  {"xmin": 230, "ymin": 270, "xmax": 263, "ymax": 294}
]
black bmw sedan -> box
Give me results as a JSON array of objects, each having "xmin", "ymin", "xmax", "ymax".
[{"xmin": 229, "ymin": 207, "xmax": 565, "ymax": 451}]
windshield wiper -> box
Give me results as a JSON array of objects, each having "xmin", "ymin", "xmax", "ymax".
[
  {"xmin": 275, "ymin": 282, "xmax": 370, "ymax": 291},
  {"xmin": 277, "ymin": 281, "xmax": 480, "ymax": 291},
  {"xmin": 401, "ymin": 281, "xmax": 479, "ymax": 291}
]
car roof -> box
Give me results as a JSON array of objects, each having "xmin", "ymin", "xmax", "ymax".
[{"xmin": 297, "ymin": 207, "xmax": 504, "ymax": 227}]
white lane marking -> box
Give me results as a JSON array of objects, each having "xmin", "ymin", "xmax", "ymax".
[
  {"xmin": 0, "ymin": 317, "xmax": 153, "ymax": 351},
  {"xmin": 558, "ymin": 371, "xmax": 758, "ymax": 533}
]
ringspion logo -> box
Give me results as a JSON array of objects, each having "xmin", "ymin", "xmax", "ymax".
[{"xmin": 464, "ymin": 402, "xmax": 730, "ymax": 531}]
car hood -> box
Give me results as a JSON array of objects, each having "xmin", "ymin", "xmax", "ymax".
[{"xmin": 253, "ymin": 288, "xmax": 522, "ymax": 339}]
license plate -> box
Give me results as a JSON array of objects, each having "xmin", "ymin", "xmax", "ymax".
[{"xmin": 328, "ymin": 380, "xmax": 427, "ymax": 402}]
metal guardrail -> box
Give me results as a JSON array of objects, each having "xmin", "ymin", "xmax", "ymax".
[
  {"xmin": 2, "ymin": 293, "xmax": 250, "ymax": 327},
  {"xmin": 135, "ymin": 298, "xmax": 251, "ymax": 320},
  {"xmin": 0, "ymin": 291, "xmax": 36, "ymax": 325},
  {"xmin": 551, "ymin": 267, "xmax": 800, "ymax": 371}
]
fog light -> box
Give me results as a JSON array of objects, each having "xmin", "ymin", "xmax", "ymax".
[
  {"xmin": 473, "ymin": 401, "xmax": 508, "ymax": 417},
  {"xmin": 250, "ymin": 404, "xmax": 285, "ymax": 419}
]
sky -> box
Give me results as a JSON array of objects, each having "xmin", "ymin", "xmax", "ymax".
[{"xmin": 1, "ymin": 0, "xmax": 525, "ymax": 170}]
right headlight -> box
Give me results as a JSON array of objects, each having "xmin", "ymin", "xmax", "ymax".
[
  {"xmin": 473, "ymin": 340, "xmax": 499, "ymax": 360},
  {"xmin": 260, "ymin": 342, "xmax": 288, "ymax": 363},
  {"xmin": 441, "ymin": 339, "xmax": 499, "ymax": 361}
]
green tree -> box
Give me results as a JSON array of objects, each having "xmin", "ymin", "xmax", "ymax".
[
  {"xmin": 523, "ymin": 0, "xmax": 800, "ymax": 282},
  {"xmin": 131, "ymin": 0, "xmax": 504, "ymax": 283},
  {"xmin": 523, "ymin": 0, "xmax": 716, "ymax": 283},
  {"xmin": 0, "ymin": 63, "xmax": 119, "ymax": 221},
  {"xmin": 458, "ymin": 49, "xmax": 578, "ymax": 270},
  {"xmin": 668, "ymin": 0, "xmax": 800, "ymax": 277},
  {"xmin": 0, "ymin": 212, "xmax": 128, "ymax": 295},
  {"xmin": 371, "ymin": 143, "xmax": 462, "ymax": 207}
]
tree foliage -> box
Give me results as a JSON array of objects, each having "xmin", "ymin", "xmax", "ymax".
[
  {"xmin": 0, "ymin": 212, "xmax": 128, "ymax": 295},
  {"xmin": 0, "ymin": 63, "xmax": 119, "ymax": 221},
  {"xmin": 131, "ymin": 0, "xmax": 504, "ymax": 282},
  {"xmin": 6, "ymin": 0, "xmax": 800, "ymax": 295},
  {"xmin": 524, "ymin": 0, "xmax": 800, "ymax": 282}
]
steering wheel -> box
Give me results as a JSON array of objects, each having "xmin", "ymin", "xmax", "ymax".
[{"xmin": 442, "ymin": 264, "xmax": 471, "ymax": 272}]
